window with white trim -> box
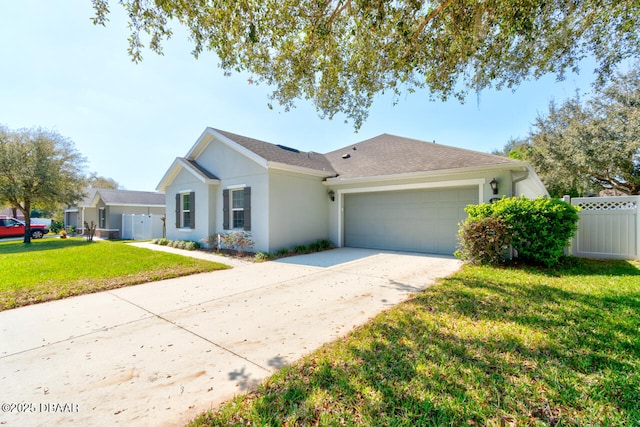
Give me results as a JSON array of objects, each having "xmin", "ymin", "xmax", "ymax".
[
  {"xmin": 99, "ymin": 207, "xmax": 106, "ymax": 228},
  {"xmin": 175, "ymin": 191, "xmax": 195, "ymax": 229},
  {"xmin": 231, "ymin": 189, "xmax": 245, "ymax": 229},
  {"xmin": 181, "ymin": 193, "xmax": 191, "ymax": 228},
  {"xmin": 223, "ymin": 187, "xmax": 251, "ymax": 231}
]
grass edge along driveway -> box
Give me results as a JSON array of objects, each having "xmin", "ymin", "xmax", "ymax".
[
  {"xmin": 191, "ymin": 258, "xmax": 640, "ymax": 427},
  {"xmin": 0, "ymin": 238, "xmax": 228, "ymax": 311}
]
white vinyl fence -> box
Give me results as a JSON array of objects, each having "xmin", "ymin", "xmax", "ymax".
[
  {"xmin": 121, "ymin": 214, "xmax": 165, "ymax": 240},
  {"xmin": 566, "ymin": 196, "xmax": 639, "ymax": 260}
]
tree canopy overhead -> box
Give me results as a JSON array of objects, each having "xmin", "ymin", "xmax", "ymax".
[{"xmin": 92, "ymin": 0, "xmax": 640, "ymax": 128}]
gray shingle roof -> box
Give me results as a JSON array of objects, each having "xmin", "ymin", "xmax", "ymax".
[
  {"xmin": 213, "ymin": 129, "xmax": 336, "ymax": 174},
  {"xmin": 182, "ymin": 158, "xmax": 219, "ymax": 180},
  {"xmin": 79, "ymin": 188, "xmax": 165, "ymax": 206},
  {"xmin": 324, "ymin": 134, "xmax": 520, "ymax": 179}
]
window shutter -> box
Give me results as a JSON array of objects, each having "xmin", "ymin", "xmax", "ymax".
[
  {"xmin": 244, "ymin": 186, "xmax": 251, "ymax": 231},
  {"xmin": 189, "ymin": 191, "xmax": 196, "ymax": 229},
  {"xmin": 175, "ymin": 193, "xmax": 180, "ymax": 228},
  {"xmin": 222, "ymin": 189, "xmax": 229, "ymax": 230}
]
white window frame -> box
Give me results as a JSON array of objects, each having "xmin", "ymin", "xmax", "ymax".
[
  {"xmin": 98, "ymin": 207, "xmax": 106, "ymax": 229},
  {"xmin": 180, "ymin": 192, "xmax": 191, "ymax": 229},
  {"xmin": 230, "ymin": 189, "xmax": 245, "ymax": 229}
]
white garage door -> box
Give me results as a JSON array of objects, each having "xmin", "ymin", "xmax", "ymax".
[{"xmin": 344, "ymin": 187, "xmax": 478, "ymax": 254}]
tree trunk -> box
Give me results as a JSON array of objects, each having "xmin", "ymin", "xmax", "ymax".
[{"xmin": 22, "ymin": 201, "xmax": 31, "ymax": 244}]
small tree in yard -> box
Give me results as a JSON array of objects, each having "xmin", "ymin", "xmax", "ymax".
[
  {"xmin": 457, "ymin": 197, "xmax": 580, "ymax": 267},
  {"xmin": 0, "ymin": 127, "xmax": 87, "ymax": 243}
]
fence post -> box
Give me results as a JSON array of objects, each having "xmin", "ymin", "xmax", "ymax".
[
  {"xmin": 637, "ymin": 198, "xmax": 640, "ymax": 259},
  {"xmin": 562, "ymin": 195, "xmax": 573, "ymax": 256}
]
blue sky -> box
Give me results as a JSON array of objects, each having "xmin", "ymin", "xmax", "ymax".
[{"xmin": 1, "ymin": 2, "xmax": 599, "ymax": 191}]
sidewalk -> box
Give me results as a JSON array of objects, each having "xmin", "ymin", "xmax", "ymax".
[{"xmin": 126, "ymin": 241, "xmax": 252, "ymax": 267}]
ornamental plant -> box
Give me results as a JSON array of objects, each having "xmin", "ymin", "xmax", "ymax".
[
  {"xmin": 454, "ymin": 216, "xmax": 512, "ymax": 265},
  {"xmin": 458, "ymin": 197, "xmax": 580, "ymax": 267},
  {"xmin": 220, "ymin": 231, "xmax": 254, "ymax": 256}
]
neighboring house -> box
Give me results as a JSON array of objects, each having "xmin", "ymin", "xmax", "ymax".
[
  {"xmin": 157, "ymin": 128, "xmax": 548, "ymax": 255},
  {"xmin": 64, "ymin": 188, "xmax": 166, "ymax": 239},
  {"xmin": 0, "ymin": 208, "xmax": 24, "ymax": 220}
]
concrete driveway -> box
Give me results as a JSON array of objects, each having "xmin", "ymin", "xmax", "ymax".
[{"xmin": 0, "ymin": 246, "xmax": 461, "ymax": 426}]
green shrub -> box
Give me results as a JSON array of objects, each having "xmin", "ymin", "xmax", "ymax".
[
  {"xmin": 155, "ymin": 238, "xmax": 169, "ymax": 246},
  {"xmin": 460, "ymin": 197, "xmax": 579, "ymax": 267},
  {"xmin": 184, "ymin": 241, "xmax": 200, "ymax": 251},
  {"xmin": 455, "ymin": 216, "xmax": 512, "ymax": 265},
  {"xmin": 254, "ymin": 251, "xmax": 271, "ymax": 262},
  {"xmin": 293, "ymin": 244, "xmax": 309, "ymax": 254},
  {"xmin": 308, "ymin": 241, "xmax": 322, "ymax": 252},
  {"xmin": 275, "ymin": 248, "xmax": 290, "ymax": 257},
  {"xmin": 50, "ymin": 220, "xmax": 64, "ymax": 234},
  {"xmin": 318, "ymin": 239, "xmax": 334, "ymax": 250}
]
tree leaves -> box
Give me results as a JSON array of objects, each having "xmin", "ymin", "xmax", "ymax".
[
  {"xmin": 0, "ymin": 127, "xmax": 87, "ymax": 242},
  {"xmin": 506, "ymin": 68, "xmax": 640, "ymax": 196},
  {"xmin": 93, "ymin": 0, "xmax": 640, "ymax": 128}
]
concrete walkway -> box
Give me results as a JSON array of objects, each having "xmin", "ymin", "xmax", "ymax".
[{"xmin": 0, "ymin": 246, "xmax": 461, "ymax": 426}]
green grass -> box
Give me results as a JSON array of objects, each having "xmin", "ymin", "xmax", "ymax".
[
  {"xmin": 191, "ymin": 258, "xmax": 640, "ymax": 426},
  {"xmin": 0, "ymin": 238, "xmax": 229, "ymax": 310}
]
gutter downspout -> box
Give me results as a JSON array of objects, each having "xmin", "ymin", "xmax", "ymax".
[{"xmin": 81, "ymin": 207, "xmax": 85, "ymax": 235}]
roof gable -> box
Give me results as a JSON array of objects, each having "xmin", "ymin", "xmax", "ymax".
[
  {"xmin": 324, "ymin": 134, "xmax": 521, "ymax": 179},
  {"xmin": 186, "ymin": 128, "xmax": 336, "ymax": 175},
  {"xmin": 156, "ymin": 157, "xmax": 220, "ymax": 191}
]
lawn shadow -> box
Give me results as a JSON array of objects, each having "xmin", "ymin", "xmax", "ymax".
[
  {"xmin": 518, "ymin": 257, "xmax": 640, "ymax": 277},
  {"xmin": 0, "ymin": 238, "xmax": 92, "ymax": 254}
]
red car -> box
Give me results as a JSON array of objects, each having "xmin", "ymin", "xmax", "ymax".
[{"xmin": 0, "ymin": 217, "xmax": 49, "ymax": 239}]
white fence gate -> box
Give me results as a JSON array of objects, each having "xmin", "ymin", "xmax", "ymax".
[
  {"xmin": 567, "ymin": 196, "xmax": 639, "ymax": 260},
  {"xmin": 121, "ymin": 214, "xmax": 165, "ymax": 240}
]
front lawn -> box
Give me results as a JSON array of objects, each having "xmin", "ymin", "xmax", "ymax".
[
  {"xmin": 0, "ymin": 238, "xmax": 228, "ymax": 311},
  {"xmin": 191, "ymin": 258, "xmax": 640, "ymax": 426}
]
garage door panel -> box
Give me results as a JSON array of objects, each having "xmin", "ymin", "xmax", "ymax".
[{"xmin": 344, "ymin": 187, "xmax": 477, "ymax": 255}]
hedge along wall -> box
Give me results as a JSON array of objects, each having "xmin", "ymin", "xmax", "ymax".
[{"xmin": 456, "ymin": 197, "xmax": 580, "ymax": 267}]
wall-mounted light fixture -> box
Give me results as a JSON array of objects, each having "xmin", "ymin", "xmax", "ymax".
[
  {"xmin": 328, "ymin": 190, "xmax": 335, "ymax": 202},
  {"xmin": 489, "ymin": 178, "xmax": 499, "ymax": 195}
]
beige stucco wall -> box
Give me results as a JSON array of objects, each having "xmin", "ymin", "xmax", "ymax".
[
  {"xmin": 79, "ymin": 207, "xmax": 99, "ymax": 231},
  {"xmin": 164, "ymin": 140, "xmax": 271, "ymax": 251},
  {"xmin": 165, "ymin": 167, "xmax": 216, "ymax": 244},
  {"xmin": 267, "ymin": 169, "xmax": 330, "ymax": 252},
  {"xmin": 164, "ymin": 137, "xmax": 335, "ymax": 253},
  {"xmin": 202, "ymin": 141, "xmax": 270, "ymax": 251}
]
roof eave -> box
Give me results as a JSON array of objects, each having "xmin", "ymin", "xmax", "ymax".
[
  {"xmin": 324, "ymin": 162, "xmax": 528, "ymax": 185},
  {"xmin": 268, "ymin": 161, "xmax": 336, "ymax": 178},
  {"xmin": 102, "ymin": 203, "xmax": 166, "ymax": 207}
]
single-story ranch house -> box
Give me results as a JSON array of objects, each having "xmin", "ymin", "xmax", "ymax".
[
  {"xmin": 65, "ymin": 188, "xmax": 166, "ymax": 239},
  {"xmin": 157, "ymin": 128, "xmax": 548, "ymax": 255}
]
